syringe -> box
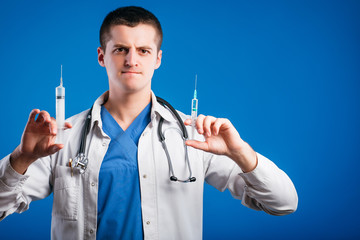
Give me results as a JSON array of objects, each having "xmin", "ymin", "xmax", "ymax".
[
  {"xmin": 191, "ymin": 74, "xmax": 198, "ymax": 138},
  {"xmin": 56, "ymin": 65, "xmax": 65, "ymax": 144}
]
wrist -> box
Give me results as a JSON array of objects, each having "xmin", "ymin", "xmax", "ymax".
[
  {"xmin": 10, "ymin": 146, "xmax": 36, "ymax": 174},
  {"xmin": 228, "ymin": 141, "xmax": 258, "ymax": 173}
]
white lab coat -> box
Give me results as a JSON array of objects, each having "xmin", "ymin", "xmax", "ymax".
[{"xmin": 0, "ymin": 91, "xmax": 298, "ymax": 240}]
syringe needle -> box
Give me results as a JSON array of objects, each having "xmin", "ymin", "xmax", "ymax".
[
  {"xmin": 60, "ymin": 65, "xmax": 63, "ymax": 86},
  {"xmin": 195, "ymin": 74, "xmax": 197, "ymax": 91}
]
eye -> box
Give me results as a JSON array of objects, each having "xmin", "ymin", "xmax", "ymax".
[
  {"xmin": 114, "ymin": 47, "xmax": 128, "ymax": 54},
  {"xmin": 140, "ymin": 49, "xmax": 150, "ymax": 55}
]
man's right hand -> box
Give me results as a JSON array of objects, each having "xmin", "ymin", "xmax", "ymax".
[{"xmin": 10, "ymin": 109, "xmax": 72, "ymax": 174}]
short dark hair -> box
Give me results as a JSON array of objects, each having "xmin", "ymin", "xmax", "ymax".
[{"xmin": 99, "ymin": 6, "xmax": 163, "ymax": 52}]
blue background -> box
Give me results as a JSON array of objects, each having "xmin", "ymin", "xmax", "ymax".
[{"xmin": 0, "ymin": 0, "xmax": 359, "ymax": 239}]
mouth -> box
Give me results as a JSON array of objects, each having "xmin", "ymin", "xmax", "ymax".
[{"xmin": 122, "ymin": 71, "xmax": 141, "ymax": 74}]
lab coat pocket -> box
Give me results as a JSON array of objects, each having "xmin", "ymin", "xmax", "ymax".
[{"xmin": 52, "ymin": 166, "xmax": 79, "ymax": 221}]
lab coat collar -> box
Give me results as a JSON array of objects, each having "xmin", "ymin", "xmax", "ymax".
[
  {"xmin": 150, "ymin": 91, "xmax": 177, "ymax": 123},
  {"xmin": 91, "ymin": 91, "xmax": 109, "ymax": 131}
]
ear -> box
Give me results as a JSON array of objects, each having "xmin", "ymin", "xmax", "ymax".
[
  {"xmin": 154, "ymin": 50, "xmax": 162, "ymax": 69},
  {"xmin": 97, "ymin": 47, "xmax": 105, "ymax": 67}
]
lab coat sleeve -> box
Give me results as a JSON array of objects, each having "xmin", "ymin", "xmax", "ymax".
[
  {"xmin": 0, "ymin": 154, "xmax": 52, "ymax": 221},
  {"xmin": 204, "ymin": 152, "xmax": 298, "ymax": 216}
]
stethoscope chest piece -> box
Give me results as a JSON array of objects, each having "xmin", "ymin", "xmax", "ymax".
[{"xmin": 70, "ymin": 153, "xmax": 88, "ymax": 174}]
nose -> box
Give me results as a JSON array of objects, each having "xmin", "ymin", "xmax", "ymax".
[{"xmin": 124, "ymin": 49, "xmax": 138, "ymax": 67}]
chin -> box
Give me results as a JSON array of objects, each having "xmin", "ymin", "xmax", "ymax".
[
  {"xmin": 122, "ymin": 84, "xmax": 150, "ymax": 94},
  {"xmin": 112, "ymin": 76, "xmax": 151, "ymax": 93}
]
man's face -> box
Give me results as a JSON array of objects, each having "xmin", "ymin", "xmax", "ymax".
[{"xmin": 97, "ymin": 24, "xmax": 162, "ymax": 94}]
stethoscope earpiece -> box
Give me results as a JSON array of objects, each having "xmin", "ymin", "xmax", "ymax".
[
  {"xmin": 170, "ymin": 176, "xmax": 196, "ymax": 183},
  {"xmin": 189, "ymin": 177, "xmax": 196, "ymax": 182}
]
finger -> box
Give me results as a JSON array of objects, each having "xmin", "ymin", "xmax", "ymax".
[
  {"xmin": 36, "ymin": 110, "xmax": 51, "ymax": 123},
  {"xmin": 212, "ymin": 118, "xmax": 228, "ymax": 136},
  {"xmin": 185, "ymin": 140, "xmax": 209, "ymax": 152},
  {"xmin": 64, "ymin": 122, "xmax": 72, "ymax": 129},
  {"xmin": 50, "ymin": 117, "xmax": 58, "ymax": 135},
  {"xmin": 196, "ymin": 114, "xmax": 206, "ymax": 134},
  {"xmin": 184, "ymin": 119, "xmax": 192, "ymax": 126},
  {"xmin": 28, "ymin": 109, "xmax": 40, "ymax": 123},
  {"xmin": 203, "ymin": 116, "xmax": 216, "ymax": 137}
]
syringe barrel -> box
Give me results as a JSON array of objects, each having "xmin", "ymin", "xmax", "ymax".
[
  {"xmin": 191, "ymin": 98, "xmax": 198, "ymax": 120},
  {"xmin": 56, "ymin": 85, "xmax": 65, "ymax": 98},
  {"xmin": 56, "ymin": 86, "xmax": 65, "ymax": 129}
]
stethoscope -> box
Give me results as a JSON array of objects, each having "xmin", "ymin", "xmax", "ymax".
[{"xmin": 69, "ymin": 96, "xmax": 196, "ymax": 183}]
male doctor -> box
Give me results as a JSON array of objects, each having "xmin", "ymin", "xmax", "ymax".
[{"xmin": 0, "ymin": 6, "xmax": 298, "ymax": 240}]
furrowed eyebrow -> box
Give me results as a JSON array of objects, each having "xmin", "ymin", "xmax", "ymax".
[
  {"xmin": 137, "ymin": 46, "xmax": 153, "ymax": 51},
  {"xmin": 112, "ymin": 43, "xmax": 153, "ymax": 51},
  {"xmin": 112, "ymin": 44, "xmax": 130, "ymax": 49}
]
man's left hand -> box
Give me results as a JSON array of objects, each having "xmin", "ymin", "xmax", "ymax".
[{"xmin": 184, "ymin": 115, "xmax": 257, "ymax": 172}]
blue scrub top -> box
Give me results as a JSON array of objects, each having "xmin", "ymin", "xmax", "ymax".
[{"xmin": 97, "ymin": 103, "xmax": 151, "ymax": 240}]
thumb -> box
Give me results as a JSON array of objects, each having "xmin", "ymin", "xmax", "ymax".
[
  {"xmin": 46, "ymin": 144, "xmax": 63, "ymax": 155},
  {"xmin": 185, "ymin": 140, "xmax": 209, "ymax": 152}
]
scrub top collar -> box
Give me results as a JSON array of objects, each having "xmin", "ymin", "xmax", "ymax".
[{"xmin": 89, "ymin": 91, "xmax": 177, "ymax": 136}]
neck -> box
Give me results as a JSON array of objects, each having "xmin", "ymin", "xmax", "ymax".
[{"xmin": 104, "ymin": 88, "xmax": 152, "ymax": 131}]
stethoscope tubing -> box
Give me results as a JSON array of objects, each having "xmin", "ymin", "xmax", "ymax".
[{"xmin": 72, "ymin": 96, "xmax": 196, "ymax": 182}]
